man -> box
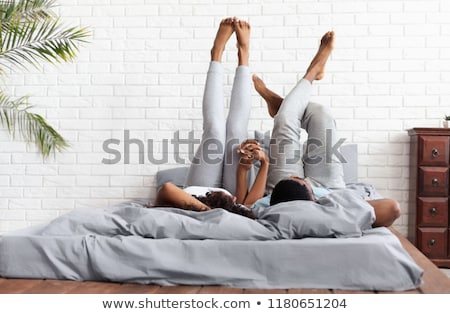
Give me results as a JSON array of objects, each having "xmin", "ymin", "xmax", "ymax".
[{"xmin": 238, "ymin": 31, "xmax": 400, "ymax": 227}]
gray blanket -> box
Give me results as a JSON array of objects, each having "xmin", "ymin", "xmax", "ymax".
[
  {"xmin": 38, "ymin": 189, "xmax": 375, "ymax": 240},
  {"xmin": 0, "ymin": 189, "xmax": 423, "ymax": 290}
]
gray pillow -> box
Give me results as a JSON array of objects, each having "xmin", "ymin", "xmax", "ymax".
[
  {"xmin": 156, "ymin": 166, "xmax": 189, "ymax": 190},
  {"xmin": 254, "ymin": 130, "xmax": 271, "ymax": 155},
  {"xmin": 254, "ymin": 189, "xmax": 375, "ymax": 238}
]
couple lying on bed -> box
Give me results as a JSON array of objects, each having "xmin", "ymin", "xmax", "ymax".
[{"xmin": 155, "ymin": 17, "xmax": 400, "ymax": 228}]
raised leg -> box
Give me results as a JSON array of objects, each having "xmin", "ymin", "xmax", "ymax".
[
  {"xmin": 265, "ymin": 31, "xmax": 335, "ymax": 193},
  {"xmin": 210, "ymin": 17, "xmax": 235, "ymax": 62},
  {"xmin": 252, "ymin": 74, "xmax": 283, "ymax": 118},
  {"xmin": 251, "ymin": 90, "xmax": 346, "ymax": 189},
  {"xmin": 254, "ymin": 31, "xmax": 335, "ymax": 118},
  {"xmin": 223, "ymin": 19, "xmax": 252, "ymax": 194},
  {"xmin": 302, "ymin": 102, "xmax": 345, "ymax": 189},
  {"xmin": 304, "ymin": 31, "xmax": 335, "ymax": 82},
  {"xmin": 185, "ymin": 18, "xmax": 235, "ymax": 188}
]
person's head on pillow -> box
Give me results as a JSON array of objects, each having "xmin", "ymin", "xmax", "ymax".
[
  {"xmin": 270, "ymin": 177, "xmax": 316, "ymax": 206},
  {"xmin": 194, "ymin": 191, "xmax": 256, "ymax": 220}
]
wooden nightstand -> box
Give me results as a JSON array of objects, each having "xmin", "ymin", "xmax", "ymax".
[{"xmin": 408, "ymin": 128, "xmax": 450, "ymax": 267}]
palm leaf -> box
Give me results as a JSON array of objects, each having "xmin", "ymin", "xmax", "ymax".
[
  {"xmin": 0, "ymin": 90, "xmax": 69, "ymax": 157},
  {"xmin": 0, "ymin": 16, "xmax": 90, "ymax": 72},
  {"xmin": 0, "ymin": 0, "xmax": 56, "ymax": 22},
  {"xmin": 0, "ymin": 1, "xmax": 89, "ymax": 157}
]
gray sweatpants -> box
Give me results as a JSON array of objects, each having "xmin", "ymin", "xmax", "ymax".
[
  {"xmin": 185, "ymin": 62, "xmax": 345, "ymax": 196},
  {"xmin": 266, "ymin": 79, "xmax": 346, "ymax": 193},
  {"xmin": 185, "ymin": 61, "xmax": 251, "ymax": 195}
]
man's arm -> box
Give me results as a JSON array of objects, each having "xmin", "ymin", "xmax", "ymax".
[{"xmin": 367, "ymin": 199, "xmax": 401, "ymax": 227}]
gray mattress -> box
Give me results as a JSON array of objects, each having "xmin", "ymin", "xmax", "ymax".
[{"xmin": 0, "ymin": 189, "xmax": 423, "ymax": 291}]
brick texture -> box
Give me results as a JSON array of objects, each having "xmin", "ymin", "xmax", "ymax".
[{"xmin": 1, "ymin": 0, "xmax": 449, "ymax": 235}]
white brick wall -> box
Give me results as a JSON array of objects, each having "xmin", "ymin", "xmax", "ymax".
[{"xmin": 1, "ymin": 0, "xmax": 449, "ymax": 237}]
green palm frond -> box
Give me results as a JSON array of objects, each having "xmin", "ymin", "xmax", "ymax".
[
  {"xmin": 0, "ymin": 0, "xmax": 56, "ymax": 22},
  {"xmin": 0, "ymin": 90, "xmax": 69, "ymax": 157},
  {"xmin": 0, "ymin": 0, "xmax": 90, "ymax": 158},
  {"xmin": 0, "ymin": 17, "xmax": 90, "ymax": 71}
]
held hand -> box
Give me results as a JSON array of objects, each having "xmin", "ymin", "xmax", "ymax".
[
  {"xmin": 237, "ymin": 140, "xmax": 267, "ymax": 170},
  {"xmin": 238, "ymin": 140, "xmax": 257, "ymax": 170},
  {"xmin": 237, "ymin": 140, "xmax": 259, "ymax": 158},
  {"xmin": 238, "ymin": 152, "xmax": 254, "ymax": 171},
  {"xmin": 252, "ymin": 146, "xmax": 268, "ymax": 163},
  {"xmin": 238, "ymin": 139, "xmax": 261, "ymax": 157}
]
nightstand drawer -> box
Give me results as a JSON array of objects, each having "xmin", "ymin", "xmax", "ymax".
[
  {"xmin": 417, "ymin": 227, "xmax": 448, "ymax": 259},
  {"xmin": 419, "ymin": 136, "xmax": 450, "ymax": 166},
  {"xmin": 448, "ymin": 229, "xmax": 450, "ymax": 258},
  {"xmin": 417, "ymin": 197, "xmax": 449, "ymax": 227},
  {"xmin": 418, "ymin": 167, "xmax": 449, "ymax": 196}
]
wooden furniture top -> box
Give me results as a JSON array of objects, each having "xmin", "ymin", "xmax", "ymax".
[{"xmin": 408, "ymin": 128, "xmax": 450, "ymax": 136}]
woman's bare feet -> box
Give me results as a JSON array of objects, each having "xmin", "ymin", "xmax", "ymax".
[
  {"xmin": 252, "ymin": 74, "xmax": 284, "ymax": 118},
  {"xmin": 234, "ymin": 19, "xmax": 251, "ymax": 66},
  {"xmin": 304, "ymin": 31, "xmax": 335, "ymax": 82},
  {"xmin": 211, "ymin": 18, "xmax": 235, "ymax": 62}
]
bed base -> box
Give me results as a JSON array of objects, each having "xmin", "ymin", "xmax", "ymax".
[{"xmin": 0, "ymin": 228, "xmax": 448, "ymax": 294}]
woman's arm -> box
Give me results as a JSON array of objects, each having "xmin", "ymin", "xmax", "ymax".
[
  {"xmin": 154, "ymin": 182, "xmax": 210, "ymax": 211},
  {"xmin": 235, "ymin": 141, "xmax": 269, "ymax": 207},
  {"xmin": 243, "ymin": 157, "xmax": 268, "ymax": 207},
  {"xmin": 236, "ymin": 163, "xmax": 250, "ymax": 205}
]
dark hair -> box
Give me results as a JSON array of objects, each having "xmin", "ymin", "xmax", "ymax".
[
  {"xmin": 270, "ymin": 179, "xmax": 314, "ymax": 206},
  {"xmin": 195, "ymin": 191, "xmax": 256, "ymax": 220}
]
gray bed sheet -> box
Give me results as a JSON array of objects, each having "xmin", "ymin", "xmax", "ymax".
[{"xmin": 0, "ymin": 189, "xmax": 423, "ymax": 291}]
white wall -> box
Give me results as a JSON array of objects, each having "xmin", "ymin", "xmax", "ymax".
[{"xmin": 1, "ymin": 0, "xmax": 449, "ymax": 236}]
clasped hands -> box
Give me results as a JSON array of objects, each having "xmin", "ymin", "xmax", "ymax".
[{"xmin": 237, "ymin": 139, "xmax": 268, "ymax": 170}]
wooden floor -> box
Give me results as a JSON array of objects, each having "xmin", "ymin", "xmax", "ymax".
[{"xmin": 1, "ymin": 228, "xmax": 449, "ymax": 294}]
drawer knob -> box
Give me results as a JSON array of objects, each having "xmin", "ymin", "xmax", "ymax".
[
  {"xmin": 431, "ymin": 178, "xmax": 439, "ymax": 186},
  {"xmin": 431, "ymin": 148, "xmax": 439, "ymax": 158},
  {"xmin": 429, "ymin": 207, "xmax": 437, "ymax": 216},
  {"xmin": 428, "ymin": 239, "xmax": 436, "ymax": 247}
]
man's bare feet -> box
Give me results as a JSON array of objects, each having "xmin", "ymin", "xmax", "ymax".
[
  {"xmin": 304, "ymin": 31, "xmax": 335, "ymax": 82},
  {"xmin": 252, "ymin": 74, "xmax": 284, "ymax": 118},
  {"xmin": 211, "ymin": 18, "xmax": 235, "ymax": 62},
  {"xmin": 234, "ymin": 19, "xmax": 251, "ymax": 66}
]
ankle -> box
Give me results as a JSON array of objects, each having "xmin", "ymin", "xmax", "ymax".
[
  {"xmin": 303, "ymin": 72, "xmax": 315, "ymax": 83},
  {"xmin": 238, "ymin": 48, "xmax": 249, "ymax": 66},
  {"xmin": 211, "ymin": 46, "xmax": 223, "ymax": 62}
]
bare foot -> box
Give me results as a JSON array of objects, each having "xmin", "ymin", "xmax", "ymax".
[
  {"xmin": 211, "ymin": 18, "xmax": 235, "ymax": 62},
  {"xmin": 234, "ymin": 18, "xmax": 251, "ymax": 66},
  {"xmin": 304, "ymin": 31, "xmax": 335, "ymax": 82},
  {"xmin": 252, "ymin": 74, "xmax": 284, "ymax": 118}
]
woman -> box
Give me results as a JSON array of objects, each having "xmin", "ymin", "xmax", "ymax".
[{"xmin": 154, "ymin": 17, "xmax": 268, "ymax": 218}]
